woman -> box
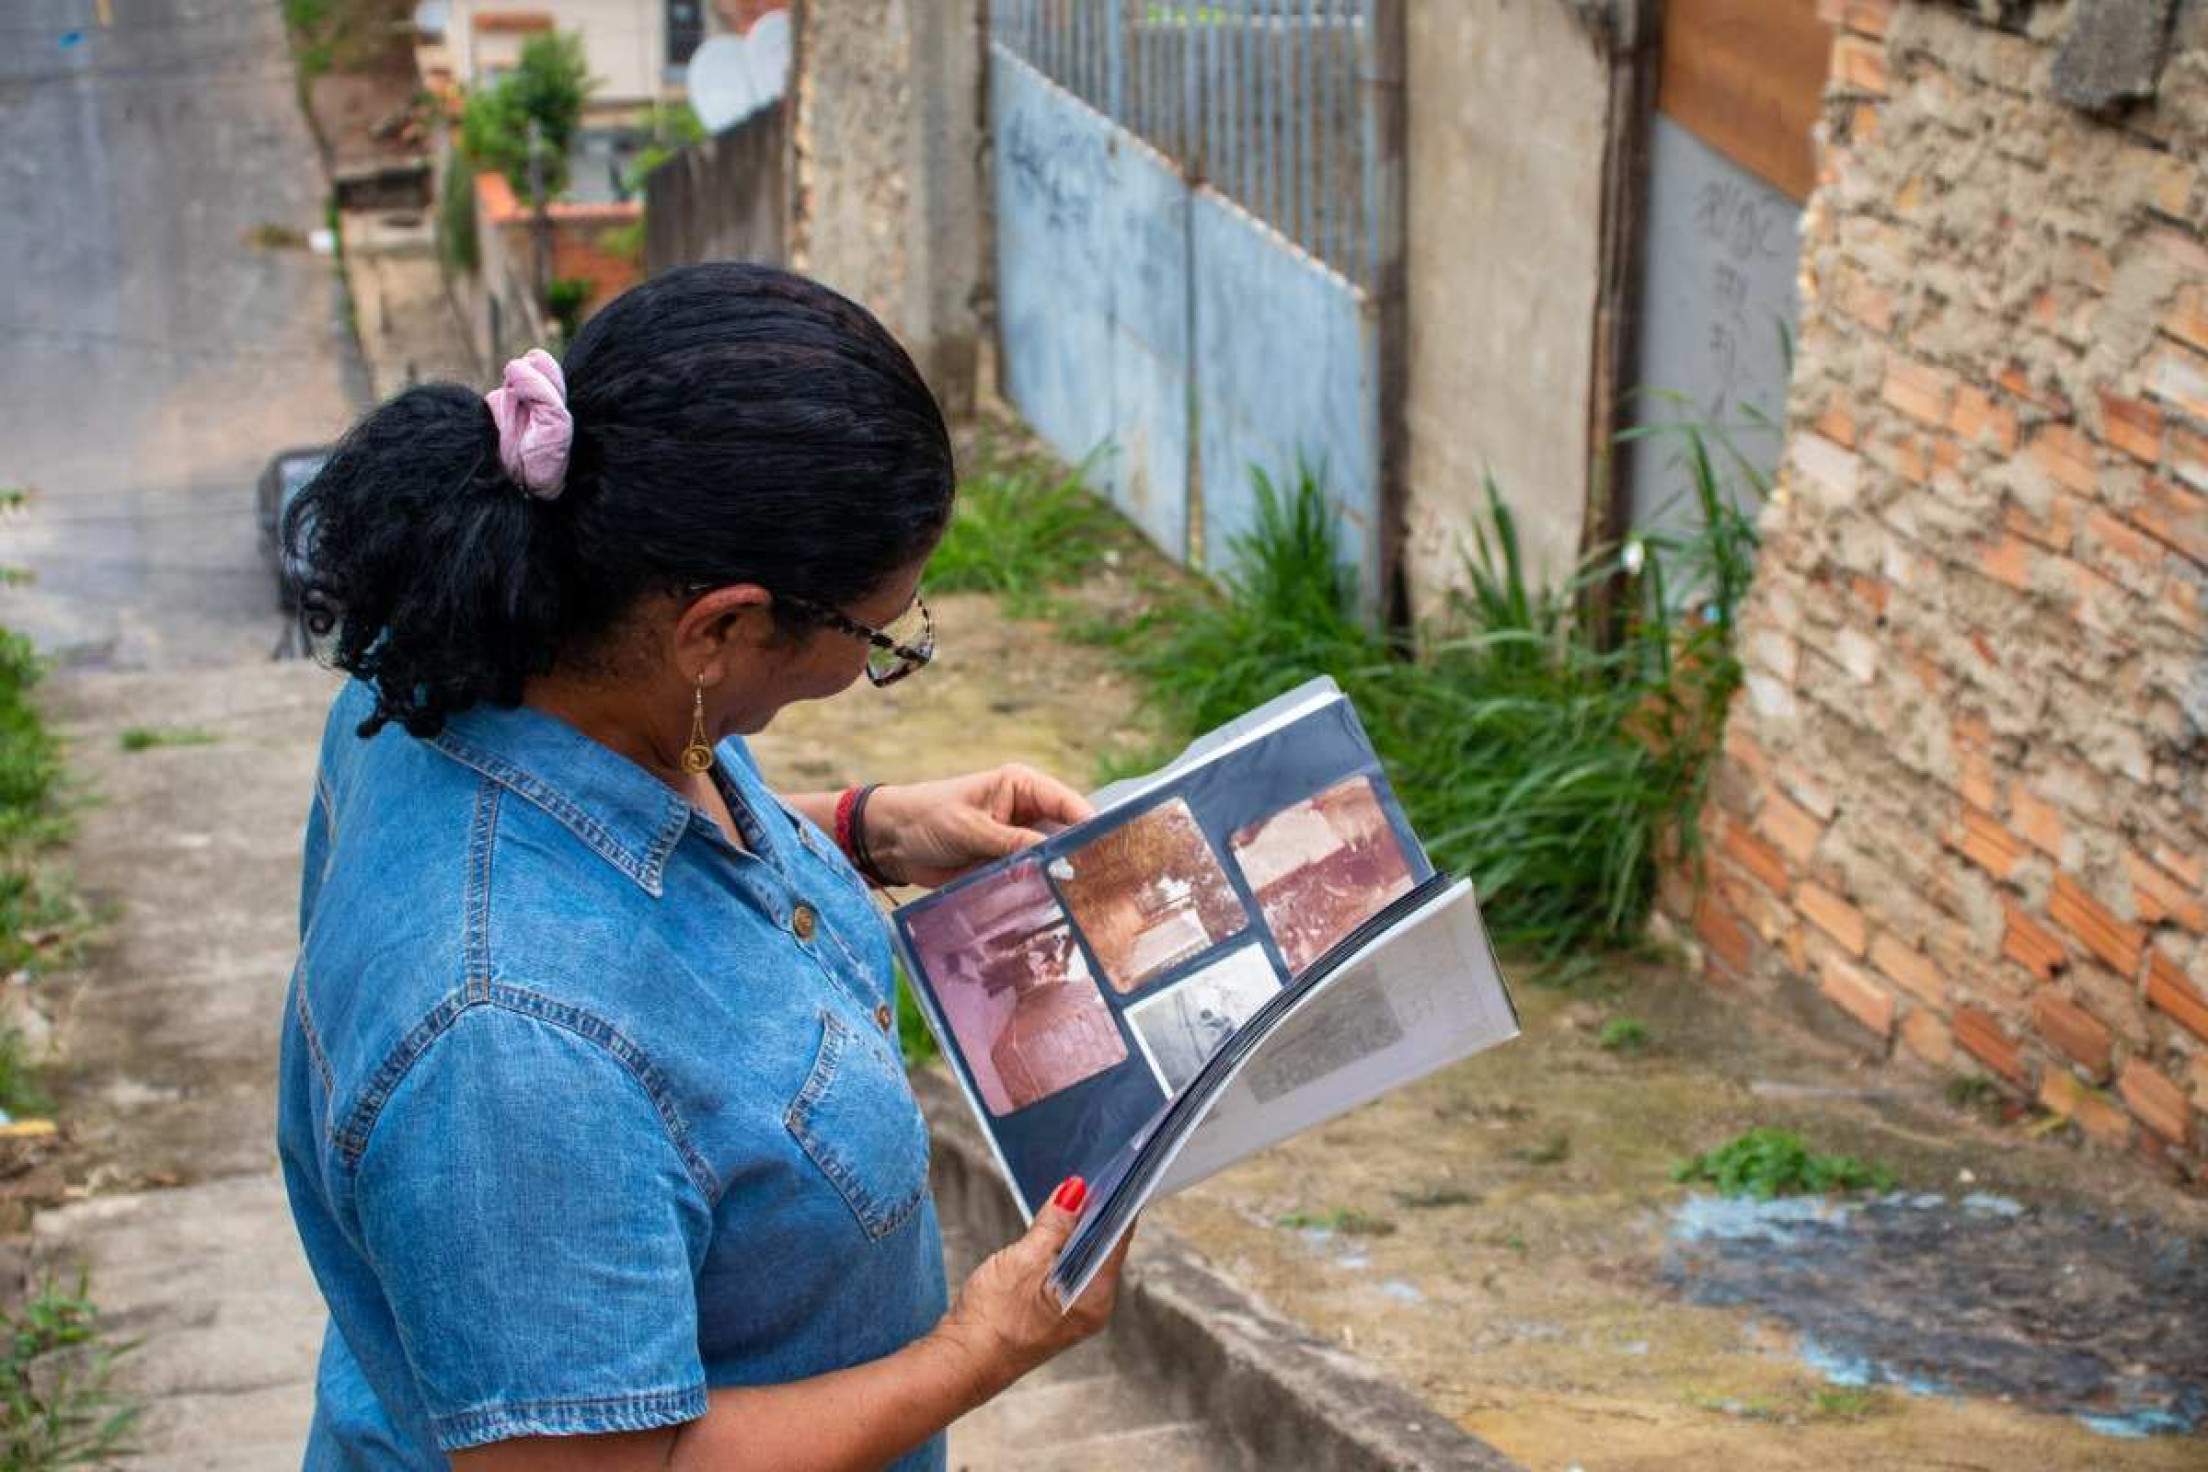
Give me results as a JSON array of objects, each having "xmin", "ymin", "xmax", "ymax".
[{"xmin": 278, "ymin": 263, "xmax": 1130, "ymax": 1471}]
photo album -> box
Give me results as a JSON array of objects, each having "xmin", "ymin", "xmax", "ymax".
[{"xmin": 890, "ymin": 677, "xmax": 1522, "ymax": 1306}]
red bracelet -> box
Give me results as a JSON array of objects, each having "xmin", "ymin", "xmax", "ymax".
[
  {"xmin": 833, "ymin": 786, "xmax": 863, "ymax": 863},
  {"xmin": 834, "ymin": 784, "xmax": 895, "ymax": 888}
]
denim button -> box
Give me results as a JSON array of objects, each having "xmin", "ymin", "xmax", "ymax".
[
  {"xmin": 873, "ymin": 1002, "xmax": 893, "ymax": 1032},
  {"xmin": 792, "ymin": 903, "xmax": 817, "ymax": 941}
]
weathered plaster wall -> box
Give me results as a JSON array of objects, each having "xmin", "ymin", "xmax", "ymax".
[
  {"xmin": 1683, "ymin": 0, "xmax": 2208, "ymax": 1177},
  {"xmin": 1401, "ymin": 0, "xmax": 1614, "ymax": 616},
  {"xmin": 790, "ymin": 0, "xmax": 983, "ymax": 416}
]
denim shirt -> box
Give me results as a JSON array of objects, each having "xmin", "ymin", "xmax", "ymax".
[{"xmin": 279, "ymin": 680, "xmax": 948, "ymax": 1466}]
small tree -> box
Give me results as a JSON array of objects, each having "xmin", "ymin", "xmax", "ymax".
[{"xmin": 459, "ymin": 33, "xmax": 593, "ymax": 197}]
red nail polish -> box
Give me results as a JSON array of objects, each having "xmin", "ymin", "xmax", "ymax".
[{"xmin": 1051, "ymin": 1176, "xmax": 1087, "ymax": 1213}]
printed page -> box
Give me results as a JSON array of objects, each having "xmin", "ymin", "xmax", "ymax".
[
  {"xmin": 1153, "ymin": 881, "xmax": 1518, "ymax": 1195},
  {"xmin": 894, "ymin": 686, "xmax": 1429, "ymax": 1220}
]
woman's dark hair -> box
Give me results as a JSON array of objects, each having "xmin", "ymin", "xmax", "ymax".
[{"xmin": 286, "ymin": 263, "xmax": 954, "ymax": 738}]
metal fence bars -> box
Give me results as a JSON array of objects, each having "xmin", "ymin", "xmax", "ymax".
[{"xmin": 989, "ymin": 0, "xmax": 1399, "ymax": 604}]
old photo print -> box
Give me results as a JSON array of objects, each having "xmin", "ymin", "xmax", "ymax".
[
  {"xmin": 1052, "ymin": 797, "xmax": 1248, "ymax": 994},
  {"xmin": 902, "ymin": 860, "xmax": 1127, "ymax": 1116},
  {"xmin": 1230, "ymin": 774, "xmax": 1415, "ymax": 975},
  {"xmin": 1124, "ymin": 945, "xmax": 1282, "ymax": 1095}
]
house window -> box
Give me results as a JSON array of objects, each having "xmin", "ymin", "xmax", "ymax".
[{"xmin": 668, "ymin": 0, "xmax": 704, "ymax": 66}]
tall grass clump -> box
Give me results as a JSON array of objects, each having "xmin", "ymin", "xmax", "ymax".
[
  {"xmin": 929, "ymin": 463, "xmax": 1128, "ymax": 615},
  {"xmin": 1115, "ymin": 430, "xmax": 1763, "ymax": 959}
]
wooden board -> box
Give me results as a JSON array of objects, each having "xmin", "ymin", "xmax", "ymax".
[{"xmin": 1657, "ymin": 0, "xmax": 1831, "ymax": 202}]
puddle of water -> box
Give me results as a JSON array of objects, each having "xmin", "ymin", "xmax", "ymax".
[{"xmin": 1664, "ymin": 1192, "xmax": 2208, "ymax": 1438}]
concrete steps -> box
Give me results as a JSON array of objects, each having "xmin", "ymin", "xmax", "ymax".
[{"xmin": 939, "ymin": 1217, "xmax": 1245, "ymax": 1470}]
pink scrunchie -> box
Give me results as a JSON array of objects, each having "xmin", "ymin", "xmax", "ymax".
[{"xmin": 484, "ymin": 348, "xmax": 572, "ymax": 499}]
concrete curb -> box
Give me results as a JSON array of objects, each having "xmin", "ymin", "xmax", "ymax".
[{"xmin": 914, "ymin": 1066, "xmax": 1523, "ymax": 1471}]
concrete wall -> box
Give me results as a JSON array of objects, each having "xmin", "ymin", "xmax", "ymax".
[
  {"xmin": 789, "ymin": 0, "xmax": 984, "ymax": 416},
  {"xmin": 449, "ymin": 0, "xmax": 672, "ymax": 104},
  {"xmin": 1400, "ymin": 0, "xmax": 1616, "ymax": 617},
  {"xmin": 1681, "ymin": 1, "xmax": 2208, "ymax": 1175},
  {"xmin": 644, "ymin": 101, "xmax": 787, "ymax": 271}
]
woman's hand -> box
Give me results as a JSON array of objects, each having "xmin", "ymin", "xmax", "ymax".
[
  {"xmin": 926, "ymin": 1180, "xmax": 1134, "ymax": 1401},
  {"xmin": 865, "ymin": 764, "xmax": 1094, "ymax": 888}
]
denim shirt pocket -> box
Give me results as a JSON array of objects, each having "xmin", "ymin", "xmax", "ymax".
[{"xmin": 784, "ymin": 1008, "xmax": 932, "ymax": 1240}]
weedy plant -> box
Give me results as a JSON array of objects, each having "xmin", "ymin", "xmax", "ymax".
[
  {"xmin": 928, "ymin": 461, "xmax": 1127, "ymax": 616},
  {"xmin": 0, "ymin": 1275, "xmax": 138, "ymax": 1470},
  {"xmin": 1598, "ymin": 1017, "xmax": 1651, "ymax": 1053},
  {"xmin": 1102, "ymin": 427, "xmax": 1763, "ymax": 960},
  {"xmin": 1672, "ymin": 1126, "xmax": 1896, "ymax": 1199}
]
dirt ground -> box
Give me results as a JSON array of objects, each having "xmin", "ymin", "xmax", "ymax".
[{"xmin": 753, "ymin": 588, "xmax": 2208, "ymax": 1472}]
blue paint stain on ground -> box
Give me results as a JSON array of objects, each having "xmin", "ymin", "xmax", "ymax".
[{"xmin": 1663, "ymin": 1191, "xmax": 2208, "ymax": 1437}]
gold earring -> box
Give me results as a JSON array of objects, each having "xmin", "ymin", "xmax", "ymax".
[{"xmin": 680, "ymin": 677, "xmax": 715, "ymax": 775}]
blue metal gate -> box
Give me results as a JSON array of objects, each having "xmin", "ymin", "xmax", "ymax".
[{"xmin": 989, "ymin": 0, "xmax": 1401, "ymax": 604}]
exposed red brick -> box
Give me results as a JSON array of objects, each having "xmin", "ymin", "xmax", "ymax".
[
  {"xmin": 2049, "ymin": 873, "xmax": 2146, "ymax": 977},
  {"xmin": 2147, "ymin": 340, "xmax": 2208, "ymax": 421},
  {"xmin": 1900, "ymin": 1008, "xmax": 1952, "ymax": 1066},
  {"xmin": 1833, "ymin": 33, "xmax": 1889, "ymax": 95},
  {"xmin": 1847, "ymin": 573, "xmax": 1891, "ymax": 619},
  {"xmin": 2146, "ymin": 951, "xmax": 2208, "ymax": 1044},
  {"xmin": 2002, "ymin": 900, "xmax": 2069, "ymax": 981},
  {"xmin": 1954, "ymin": 807, "xmax": 2028, "ymax": 880},
  {"xmin": 2031, "ymin": 987, "xmax": 2113, "ymax": 1078},
  {"xmin": 1819, "ymin": 952, "xmax": 1897, "ymax": 1039},
  {"xmin": 1871, "ymin": 932, "xmax": 1946, "ymax": 1007},
  {"xmin": 1798, "ymin": 881, "xmax": 1869, "ymax": 957},
  {"xmin": 1979, "ymin": 534, "xmax": 2035, "ymax": 589},
  {"xmin": 2171, "ymin": 424, "xmax": 2208, "ymax": 494},
  {"xmin": 2131, "ymin": 476, "xmax": 2208, "ymax": 566},
  {"xmin": 1883, "ymin": 358, "xmax": 1957, "ymax": 427},
  {"xmin": 1694, "ymin": 892, "xmax": 1755, "ymax": 976},
  {"xmin": 2152, "ymin": 844, "xmax": 2205, "ymax": 891},
  {"xmin": 1721, "ymin": 822, "xmax": 1792, "ymax": 897},
  {"xmin": 1997, "ymin": 362, "xmax": 2071, "ymax": 417},
  {"xmin": 2040, "ymin": 1070, "xmax": 2133, "ymax": 1145},
  {"xmin": 2119, "ymin": 1060, "xmax": 2193, "ymax": 1145},
  {"xmin": 2126, "ymin": 851, "xmax": 2208, "ymax": 932},
  {"xmin": 473, "ymin": 9, "xmax": 555, "ymax": 32},
  {"xmin": 2099, "ymin": 391, "xmax": 2165, "ymax": 464},
  {"xmin": 2166, "ymin": 282, "xmax": 2208, "ymax": 357},
  {"xmin": 2003, "ymin": 495, "xmax": 2076, "ymax": 552},
  {"xmin": 1955, "ymin": 1006, "xmax": 2029, "ymax": 1087},
  {"xmin": 1815, "ymin": 403, "xmax": 1861, "ymax": 449},
  {"xmin": 1951, "ymin": 384, "xmax": 2020, "ymax": 454},
  {"xmin": 1838, "ymin": 271, "xmax": 1898, "ymax": 334},
  {"xmin": 2007, "ymin": 786, "xmax": 2064, "ymax": 858},
  {"xmin": 2030, "ymin": 424, "xmax": 2100, "ymax": 495},
  {"xmin": 2085, "ymin": 508, "xmax": 2167, "ymax": 574},
  {"xmin": 1757, "ymin": 792, "xmax": 1824, "ymax": 867},
  {"xmin": 1842, "ymin": 0, "xmax": 1896, "ymax": 37}
]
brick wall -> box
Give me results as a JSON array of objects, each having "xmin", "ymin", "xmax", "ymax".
[{"xmin": 1684, "ymin": 0, "xmax": 2208, "ymax": 1178}]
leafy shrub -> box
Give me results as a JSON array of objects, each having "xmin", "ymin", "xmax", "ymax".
[
  {"xmin": 1672, "ymin": 1127, "xmax": 1895, "ymax": 1199},
  {"xmin": 929, "ymin": 464, "xmax": 1126, "ymax": 615}
]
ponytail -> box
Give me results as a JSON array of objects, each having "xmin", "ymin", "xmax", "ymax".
[
  {"xmin": 288, "ymin": 264, "xmax": 955, "ymax": 741},
  {"xmin": 286, "ymin": 383, "xmax": 569, "ymax": 738}
]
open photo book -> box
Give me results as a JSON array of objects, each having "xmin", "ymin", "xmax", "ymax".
[{"xmin": 889, "ymin": 677, "xmax": 1522, "ymax": 1307}]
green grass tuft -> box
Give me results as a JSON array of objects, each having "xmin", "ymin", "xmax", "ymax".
[
  {"xmin": 929, "ymin": 465, "xmax": 1126, "ymax": 615},
  {"xmin": 1598, "ymin": 1017, "xmax": 1651, "ymax": 1052},
  {"xmin": 1276, "ymin": 1207, "xmax": 1397, "ymax": 1237},
  {"xmin": 893, "ymin": 968, "xmax": 939, "ymax": 1070},
  {"xmin": 0, "ymin": 1273, "xmax": 139, "ymax": 1468},
  {"xmin": 1672, "ymin": 1127, "xmax": 1895, "ymax": 1199},
  {"xmin": 117, "ymin": 727, "xmax": 218, "ymax": 754}
]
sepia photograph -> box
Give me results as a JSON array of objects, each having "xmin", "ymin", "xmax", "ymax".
[
  {"xmin": 1124, "ymin": 946, "xmax": 1283, "ymax": 1095},
  {"xmin": 1230, "ymin": 774, "xmax": 1417, "ymax": 975},
  {"xmin": 902, "ymin": 861, "xmax": 1128, "ymax": 1116},
  {"xmin": 1051, "ymin": 798, "xmax": 1250, "ymax": 994}
]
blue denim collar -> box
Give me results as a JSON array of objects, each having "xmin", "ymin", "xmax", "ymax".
[{"xmin": 429, "ymin": 702, "xmax": 695, "ymax": 898}]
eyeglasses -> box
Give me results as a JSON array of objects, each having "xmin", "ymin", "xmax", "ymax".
[
  {"xmin": 786, "ymin": 590, "xmax": 935, "ymax": 687},
  {"xmin": 682, "ymin": 582, "xmax": 934, "ymax": 687}
]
